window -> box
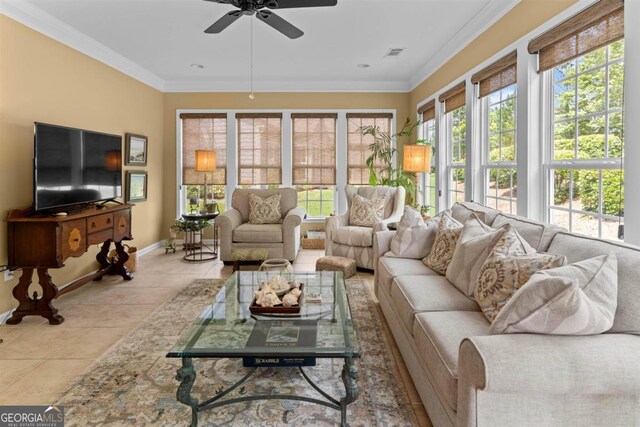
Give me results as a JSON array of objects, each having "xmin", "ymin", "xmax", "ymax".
[
  {"xmin": 530, "ymin": 0, "xmax": 624, "ymax": 239},
  {"xmin": 292, "ymin": 113, "xmax": 337, "ymax": 218},
  {"xmin": 439, "ymin": 82, "xmax": 466, "ymax": 207},
  {"xmin": 346, "ymin": 113, "xmax": 393, "ymax": 185},
  {"xmin": 180, "ymin": 113, "xmax": 227, "ymax": 214},
  {"xmin": 472, "ymin": 51, "xmax": 518, "ymax": 214},
  {"xmin": 236, "ymin": 113, "xmax": 283, "ymax": 187},
  {"xmin": 418, "ymin": 99, "xmax": 437, "ymax": 216}
]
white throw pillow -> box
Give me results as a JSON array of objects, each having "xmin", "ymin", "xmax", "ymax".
[
  {"xmin": 490, "ymin": 254, "xmax": 618, "ymax": 335},
  {"xmin": 350, "ymin": 194, "xmax": 386, "ymax": 227},
  {"xmin": 388, "ymin": 206, "xmax": 438, "ymax": 259},
  {"xmin": 446, "ymin": 215, "xmax": 504, "ymax": 297}
]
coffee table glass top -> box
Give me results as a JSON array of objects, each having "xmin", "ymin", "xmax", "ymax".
[{"xmin": 167, "ymin": 271, "xmax": 359, "ymax": 359}]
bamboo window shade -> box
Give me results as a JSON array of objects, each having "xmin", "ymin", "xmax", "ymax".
[
  {"xmin": 236, "ymin": 113, "xmax": 283, "ymax": 185},
  {"xmin": 292, "ymin": 114, "xmax": 337, "ymax": 185},
  {"xmin": 471, "ymin": 51, "xmax": 517, "ymax": 98},
  {"xmin": 528, "ymin": 0, "xmax": 624, "ymax": 72},
  {"xmin": 181, "ymin": 113, "xmax": 227, "ymax": 185},
  {"xmin": 438, "ymin": 82, "xmax": 466, "ymax": 113},
  {"xmin": 417, "ymin": 99, "xmax": 436, "ymax": 122},
  {"xmin": 346, "ymin": 113, "xmax": 392, "ymax": 185}
]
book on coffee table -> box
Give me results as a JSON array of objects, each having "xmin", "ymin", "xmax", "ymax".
[{"xmin": 243, "ymin": 319, "xmax": 318, "ymax": 367}]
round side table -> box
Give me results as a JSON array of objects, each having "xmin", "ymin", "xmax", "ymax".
[{"xmin": 181, "ymin": 212, "xmax": 219, "ymax": 262}]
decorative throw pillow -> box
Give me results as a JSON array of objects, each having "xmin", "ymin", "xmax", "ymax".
[
  {"xmin": 248, "ymin": 193, "xmax": 282, "ymax": 224},
  {"xmin": 474, "ymin": 226, "xmax": 566, "ymax": 323},
  {"xmin": 490, "ymin": 254, "xmax": 618, "ymax": 335},
  {"xmin": 388, "ymin": 206, "xmax": 439, "ymax": 259},
  {"xmin": 446, "ymin": 215, "xmax": 503, "ymax": 297},
  {"xmin": 349, "ymin": 194, "xmax": 386, "ymax": 227},
  {"xmin": 423, "ymin": 213, "xmax": 463, "ymax": 275}
]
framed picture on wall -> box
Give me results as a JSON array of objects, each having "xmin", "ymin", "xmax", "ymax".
[
  {"xmin": 126, "ymin": 171, "xmax": 148, "ymax": 202},
  {"xmin": 125, "ymin": 133, "xmax": 148, "ymax": 166}
]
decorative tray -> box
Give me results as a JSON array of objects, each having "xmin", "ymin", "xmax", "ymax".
[{"xmin": 250, "ymin": 283, "xmax": 304, "ymax": 315}]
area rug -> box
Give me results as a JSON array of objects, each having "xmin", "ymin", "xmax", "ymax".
[{"xmin": 56, "ymin": 278, "xmax": 418, "ymax": 426}]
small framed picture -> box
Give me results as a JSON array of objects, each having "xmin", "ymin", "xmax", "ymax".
[
  {"xmin": 125, "ymin": 133, "xmax": 148, "ymax": 166},
  {"xmin": 126, "ymin": 171, "xmax": 148, "ymax": 202}
]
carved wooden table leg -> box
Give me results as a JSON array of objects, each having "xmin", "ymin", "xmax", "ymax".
[
  {"xmin": 112, "ymin": 241, "xmax": 133, "ymax": 280},
  {"xmin": 6, "ymin": 268, "xmax": 64, "ymax": 325}
]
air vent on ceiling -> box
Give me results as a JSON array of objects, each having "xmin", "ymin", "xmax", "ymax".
[{"xmin": 384, "ymin": 48, "xmax": 405, "ymax": 58}]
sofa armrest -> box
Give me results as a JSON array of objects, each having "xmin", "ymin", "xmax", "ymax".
[
  {"xmin": 216, "ymin": 208, "xmax": 243, "ymax": 260},
  {"xmin": 373, "ymin": 215, "xmax": 402, "ymax": 233},
  {"xmin": 373, "ymin": 230, "xmax": 396, "ymax": 259},
  {"xmin": 283, "ymin": 207, "xmax": 306, "ymax": 229},
  {"xmin": 325, "ymin": 213, "xmax": 349, "ymax": 240},
  {"xmin": 459, "ymin": 334, "xmax": 640, "ymax": 395}
]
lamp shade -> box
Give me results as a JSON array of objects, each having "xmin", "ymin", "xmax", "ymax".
[
  {"xmin": 195, "ymin": 150, "xmax": 216, "ymax": 172},
  {"xmin": 403, "ymin": 144, "xmax": 431, "ymax": 173}
]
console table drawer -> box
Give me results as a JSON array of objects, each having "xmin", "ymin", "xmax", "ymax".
[
  {"xmin": 88, "ymin": 229, "xmax": 114, "ymax": 246},
  {"xmin": 88, "ymin": 213, "xmax": 114, "ymax": 232},
  {"xmin": 61, "ymin": 219, "xmax": 87, "ymax": 259}
]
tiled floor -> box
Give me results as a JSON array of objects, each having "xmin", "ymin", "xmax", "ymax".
[{"xmin": 0, "ymin": 248, "xmax": 432, "ymax": 426}]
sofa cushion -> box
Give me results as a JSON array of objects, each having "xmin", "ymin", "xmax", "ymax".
[
  {"xmin": 331, "ymin": 226, "xmax": 373, "ymax": 247},
  {"xmin": 446, "ymin": 215, "xmax": 498, "ymax": 296},
  {"xmin": 490, "ymin": 254, "xmax": 618, "ymax": 335},
  {"xmin": 233, "ymin": 223, "xmax": 283, "ymax": 243},
  {"xmin": 248, "ymin": 193, "xmax": 283, "ymax": 224},
  {"xmin": 424, "ymin": 213, "xmax": 463, "ymax": 275},
  {"xmin": 451, "ymin": 202, "xmax": 499, "ymax": 225},
  {"xmin": 547, "ymin": 232, "xmax": 640, "ymax": 335},
  {"xmin": 388, "ymin": 207, "xmax": 439, "ymax": 259},
  {"xmin": 349, "ymin": 194, "xmax": 385, "ymax": 227},
  {"xmin": 475, "ymin": 226, "xmax": 567, "ymax": 323},
  {"xmin": 391, "ymin": 275, "xmax": 480, "ymax": 333},
  {"xmin": 413, "ymin": 311, "xmax": 490, "ymax": 410},
  {"xmin": 377, "ymin": 257, "xmax": 438, "ymax": 296},
  {"xmin": 491, "ymin": 212, "xmax": 565, "ymax": 252}
]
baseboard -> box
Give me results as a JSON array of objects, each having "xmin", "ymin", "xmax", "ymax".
[{"xmin": 137, "ymin": 240, "xmax": 165, "ymax": 256}]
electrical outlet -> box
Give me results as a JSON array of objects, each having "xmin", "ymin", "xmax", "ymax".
[{"xmin": 4, "ymin": 270, "xmax": 14, "ymax": 282}]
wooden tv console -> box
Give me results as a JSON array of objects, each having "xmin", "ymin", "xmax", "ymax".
[{"xmin": 6, "ymin": 204, "xmax": 133, "ymax": 325}]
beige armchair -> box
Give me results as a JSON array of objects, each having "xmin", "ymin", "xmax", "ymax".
[
  {"xmin": 217, "ymin": 188, "xmax": 305, "ymax": 262},
  {"xmin": 325, "ymin": 185, "xmax": 405, "ymax": 270}
]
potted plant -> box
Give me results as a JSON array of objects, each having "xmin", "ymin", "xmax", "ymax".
[
  {"xmin": 171, "ymin": 218, "xmax": 211, "ymax": 247},
  {"xmin": 414, "ymin": 204, "xmax": 431, "ymax": 221},
  {"xmin": 362, "ymin": 118, "xmax": 426, "ymax": 205}
]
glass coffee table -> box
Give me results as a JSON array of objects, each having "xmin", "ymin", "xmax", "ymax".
[{"xmin": 166, "ymin": 271, "xmax": 360, "ymax": 427}]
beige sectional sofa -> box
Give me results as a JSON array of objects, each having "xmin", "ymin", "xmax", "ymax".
[{"xmin": 373, "ymin": 202, "xmax": 640, "ymax": 426}]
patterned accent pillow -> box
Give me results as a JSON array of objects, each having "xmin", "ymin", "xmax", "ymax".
[
  {"xmin": 388, "ymin": 206, "xmax": 439, "ymax": 259},
  {"xmin": 248, "ymin": 193, "xmax": 282, "ymax": 224},
  {"xmin": 474, "ymin": 226, "xmax": 566, "ymax": 323},
  {"xmin": 490, "ymin": 254, "xmax": 618, "ymax": 335},
  {"xmin": 423, "ymin": 213, "xmax": 463, "ymax": 275},
  {"xmin": 349, "ymin": 194, "xmax": 386, "ymax": 227}
]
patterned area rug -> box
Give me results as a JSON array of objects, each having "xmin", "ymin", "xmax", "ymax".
[{"xmin": 56, "ymin": 278, "xmax": 418, "ymax": 426}]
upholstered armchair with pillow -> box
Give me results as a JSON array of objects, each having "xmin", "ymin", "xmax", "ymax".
[
  {"xmin": 217, "ymin": 188, "xmax": 305, "ymax": 262},
  {"xmin": 325, "ymin": 185, "xmax": 405, "ymax": 270}
]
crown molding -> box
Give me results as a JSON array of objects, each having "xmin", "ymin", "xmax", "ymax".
[
  {"xmin": 0, "ymin": 0, "xmax": 165, "ymax": 91},
  {"xmin": 408, "ymin": 0, "xmax": 521, "ymax": 91},
  {"xmin": 162, "ymin": 79, "xmax": 410, "ymax": 93}
]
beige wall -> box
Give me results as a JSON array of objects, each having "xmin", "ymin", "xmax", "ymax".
[
  {"xmin": 0, "ymin": 15, "xmax": 165, "ymax": 315},
  {"xmin": 409, "ymin": 0, "xmax": 577, "ymax": 108},
  {"xmin": 162, "ymin": 92, "xmax": 410, "ymax": 233}
]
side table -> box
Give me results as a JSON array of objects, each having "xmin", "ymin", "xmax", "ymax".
[{"xmin": 181, "ymin": 213, "xmax": 218, "ymax": 263}]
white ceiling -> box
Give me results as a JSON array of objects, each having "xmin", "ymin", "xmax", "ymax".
[{"xmin": 2, "ymin": 0, "xmax": 520, "ymax": 92}]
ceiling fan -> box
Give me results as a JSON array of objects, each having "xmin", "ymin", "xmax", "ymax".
[{"xmin": 203, "ymin": 0, "xmax": 338, "ymax": 39}]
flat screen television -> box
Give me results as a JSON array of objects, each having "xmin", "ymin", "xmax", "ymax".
[{"xmin": 34, "ymin": 122, "xmax": 122, "ymax": 212}]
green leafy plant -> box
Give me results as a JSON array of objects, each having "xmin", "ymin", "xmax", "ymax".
[
  {"xmin": 361, "ymin": 117, "xmax": 427, "ymax": 205},
  {"xmin": 171, "ymin": 218, "xmax": 210, "ymax": 233}
]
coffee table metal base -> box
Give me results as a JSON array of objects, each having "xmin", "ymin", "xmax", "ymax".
[{"xmin": 176, "ymin": 356, "xmax": 359, "ymax": 427}]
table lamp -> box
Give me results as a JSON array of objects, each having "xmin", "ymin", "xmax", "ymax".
[
  {"xmin": 195, "ymin": 150, "xmax": 216, "ymax": 214},
  {"xmin": 403, "ymin": 144, "xmax": 432, "ymax": 208}
]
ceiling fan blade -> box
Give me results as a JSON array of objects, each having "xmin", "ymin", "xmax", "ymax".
[
  {"xmin": 267, "ymin": 0, "xmax": 337, "ymax": 9},
  {"xmin": 205, "ymin": 10, "xmax": 243, "ymax": 34},
  {"xmin": 256, "ymin": 10, "xmax": 303, "ymax": 39}
]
